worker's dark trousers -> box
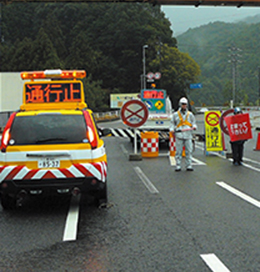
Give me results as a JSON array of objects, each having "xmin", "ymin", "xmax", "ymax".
[{"xmin": 230, "ymin": 141, "xmax": 244, "ymax": 164}]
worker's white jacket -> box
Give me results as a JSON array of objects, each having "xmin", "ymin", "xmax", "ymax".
[{"xmin": 170, "ymin": 108, "xmax": 197, "ymax": 139}]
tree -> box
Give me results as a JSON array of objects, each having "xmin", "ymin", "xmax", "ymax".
[
  {"xmin": 149, "ymin": 44, "xmax": 200, "ymax": 109},
  {"xmin": 30, "ymin": 28, "xmax": 61, "ymax": 70},
  {"xmin": 1, "ymin": 3, "xmax": 199, "ymax": 111},
  {"xmin": 82, "ymin": 75, "xmax": 111, "ymax": 111},
  {"xmin": 65, "ymin": 31, "xmax": 102, "ymax": 72},
  {"xmin": 6, "ymin": 38, "xmax": 34, "ymax": 71}
]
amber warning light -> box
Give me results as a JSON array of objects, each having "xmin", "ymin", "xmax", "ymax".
[{"xmin": 21, "ymin": 69, "xmax": 86, "ymax": 80}]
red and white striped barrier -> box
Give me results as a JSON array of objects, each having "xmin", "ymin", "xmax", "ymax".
[
  {"xmin": 169, "ymin": 133, "xmax": 176, "ymax": 156},
  {"xmin": 0, "ymin": 162, "xmax": 107, "ymax": 183}
]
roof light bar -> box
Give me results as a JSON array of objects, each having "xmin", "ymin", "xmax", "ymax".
[
  {"xmin": 44, "ymin": 69, "xmax": 62, "ymax": 76},
  {"xmin": 20, "ymin": 70, "xmax": 86, "ymax": 80}
]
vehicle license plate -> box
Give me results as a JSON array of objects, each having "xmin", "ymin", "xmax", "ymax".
[{"xmin": 38, "ymin": 158, "xmax": 60, "ymax": 168}]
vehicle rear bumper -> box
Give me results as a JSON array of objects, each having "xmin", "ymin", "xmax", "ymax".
[{"xmin": 0, "ymin": 177, "xmax": 106, "ymax": 196}]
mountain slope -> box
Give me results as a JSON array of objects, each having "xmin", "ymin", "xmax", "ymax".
[{"xmin": 177, "ymin": 21, "xmax": 260, "ymax": 106}]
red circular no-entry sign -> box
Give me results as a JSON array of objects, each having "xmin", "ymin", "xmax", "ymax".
[
  {"xmin": 120, "ymin": 100, "xmax": 149, "ymax": 128},
  {"xmin": 205, "ymin": 112, "xmax": 220, "ymax": 127},
  {"xmin": 220, "ymin": 108, "xmax": 235, "ymax": 135}
]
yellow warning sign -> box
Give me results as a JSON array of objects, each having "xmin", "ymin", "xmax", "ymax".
[
  {"xmin": 204, "ymin": 111, "xmax": 223, "ymax": 151},
  {"xmin": 155, "ymin": 100, "xmax": 164, "ymax": 110}
]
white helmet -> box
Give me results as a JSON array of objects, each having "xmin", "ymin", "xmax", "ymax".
[{"xmin": 179, "ymin": 97, "xmax": 188, "ymax": 105}]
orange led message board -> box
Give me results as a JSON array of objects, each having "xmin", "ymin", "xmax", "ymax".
[{"xmin": 25, "ymin": 82, "xmax": 82, "ymax": 104}]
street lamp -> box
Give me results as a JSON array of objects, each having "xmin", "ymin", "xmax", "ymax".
[{"xmin": 143, "ymin": 45, "xmax": 148, "ymax": 89}]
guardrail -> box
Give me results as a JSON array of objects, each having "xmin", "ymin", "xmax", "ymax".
[
  {"xmin": 94, "ymin": 110, "xmax": 120, "ymax": 122},
  {"xmin": 0, "ymin": 107, "xmax": 259, "ymax": 129}
]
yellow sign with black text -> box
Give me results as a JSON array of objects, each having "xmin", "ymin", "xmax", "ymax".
[{"xmin": 204, "ymin": 111, "xmax": 223, "ymax": 151}]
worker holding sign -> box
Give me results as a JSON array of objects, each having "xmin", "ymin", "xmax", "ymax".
[
  {"xmin": 224, "ymin": 107, "xmax": 252, "ymax": 166},
  {"xmin": 170, "ymin": 97, "xmax": 197, "ymax": 172}
]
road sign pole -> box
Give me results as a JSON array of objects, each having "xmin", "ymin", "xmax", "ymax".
[
  {"xmin": 120, "ymin": 100, "xmax": 148, "ymax": 161},
  {"xmin": 134, "ymin": 128, "xmax": 137, "ymax": 154}
]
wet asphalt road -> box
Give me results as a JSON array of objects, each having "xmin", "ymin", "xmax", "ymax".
[{"xmin": 1, "ymin": 118, "xmax": 260, "ymax": 271}]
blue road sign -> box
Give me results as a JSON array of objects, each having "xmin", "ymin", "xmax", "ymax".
[{"xmin": 190, "ymin": 83, "xmax": 202, "ymax": 89}]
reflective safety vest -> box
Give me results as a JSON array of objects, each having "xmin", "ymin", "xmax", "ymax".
[{"xmin": 176, "ymin": 110, "xmax": 192, "ymax": 128}]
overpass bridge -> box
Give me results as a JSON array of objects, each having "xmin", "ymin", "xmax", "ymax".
[{"xmin": 1, "ymin": 0, "xmax": 260, "ymax": 7}]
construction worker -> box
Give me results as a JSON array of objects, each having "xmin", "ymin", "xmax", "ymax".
[
  {"xmin": 230, "ymin": 107, "xmax": 246, "ymax": 166},
  {"xmin": 170, "ymin": 97, "xmax": 197, "ymax": 171}
]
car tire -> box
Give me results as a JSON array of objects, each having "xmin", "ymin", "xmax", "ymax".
[
  {"xmin": 95, "ymin": 183, "xmax": 107, "ymax": 207},
  {"xmin": 1, "ymin": 194, "xmax": 16, "ymax": 210}
]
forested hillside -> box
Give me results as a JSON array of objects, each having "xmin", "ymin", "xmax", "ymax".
[
  {"xmin": 0, "ymin": 3, "xmax": 200, "ymax": 110},
  {"xmin": 178, "ymin": 20, "xmax": 260, "ymax": 106}
]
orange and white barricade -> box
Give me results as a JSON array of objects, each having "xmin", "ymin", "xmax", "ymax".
[{"xmin": 141, "ymin": 131, "xmax": 159, "ymax": 158}]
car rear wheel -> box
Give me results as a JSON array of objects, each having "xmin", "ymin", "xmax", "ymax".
[
  {"xmin": 95, "ymin": 183, "xmax": 107, "ymax": 207},
  {"xmin": 1, "ymin": 194, "xmax": 16, "ymax": 210}
]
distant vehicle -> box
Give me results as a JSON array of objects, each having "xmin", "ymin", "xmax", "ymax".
[
  {"xmin": 138, "ymin": 89, "xmax": 173, "ymax": 143},
  {"xmin": 198, "ymin": 107, "xmax": 209, "ymax": 114},
  {"xmin": 0, "ymin": 69, "xmax": 110, "ymax": 210}
]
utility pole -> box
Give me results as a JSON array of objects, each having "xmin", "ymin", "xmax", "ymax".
[
  {"xmin": 158, "ymin": 37, "xmax": 162, "ymax": 89},
  {"xmin": 228, "ymin": 46, "xmax": 242, "ymax": 107},
  {"xmin": 142, "ymin": 45, "xmax": 148, "ymax": 89}
]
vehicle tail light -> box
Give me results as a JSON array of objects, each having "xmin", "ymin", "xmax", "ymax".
[
  {"xmin": 1, "ymin": 112, "xmax": 17, "ymax": 152},
  {"xmin": 83, "ymin": 110, "xmax": 98, "ymax": 149}
]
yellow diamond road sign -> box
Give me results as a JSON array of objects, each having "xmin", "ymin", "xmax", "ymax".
[{"xmin": 155, "ymin": 101, "xmax": 164, "ymax": 110}]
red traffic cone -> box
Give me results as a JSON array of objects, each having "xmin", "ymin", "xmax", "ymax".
[
  {"xmin": 222, "ymin": 132, "xmax": 227, "ymax": 151},
  {"xmin": 254, "ymin": 132, "xmax": 260, "ymax": 151}
]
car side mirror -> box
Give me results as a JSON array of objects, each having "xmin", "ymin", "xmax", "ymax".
[{"xmin": 99, "ymin": 128, "xmax": 112, "ymax": 137}]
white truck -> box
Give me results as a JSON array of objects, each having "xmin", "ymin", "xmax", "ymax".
[
  {"xmin": 138, "ymin": 89, "xmax": 173, "ymax": 143},
  {"xmin": 107, "ymin": 89, "xmax": 174, "ymax": 144}
]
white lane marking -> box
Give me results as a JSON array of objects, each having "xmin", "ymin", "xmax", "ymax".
[
  {"xmin": 134, "ymin": 166, "xmax": 159, "ymax": 194},
  {"xmin": 169, "ymin": 156, "xmax": 176, "ymax": 166},
  {"xmin": 192, "ymin": 157, "xmax": 206, "ymax": 165},
  {"xmin": 216, "ymin": 181, "xmax": 260, "ymax": 209},
  {"xmin": 243, "ymin": 157, "xmax": 260, "ymax": 166},
  {"xmin": 226, "ymin": 158, "xmax": 260, "ymax": 173},
  {"xmin": 120, "ymin": 144, "xmax": 128, "ymax": 155},
  {"xmin": 196, "ymin": 142, "xmax": 260, "ymax": 172},
  {"xmin": 158, "ymin": 152, "xmax": 169, "ymax": 157},
  {"xmin": 63, "ymin": 194, "xmax": 81, "ymax": 242},
  {"xmin": 169, "ymin": 156, "xmax": 206, "ymax": 166},
  {"xmin": 200, "ymin": 253, "xmax": 231, "ymax": 272},
  {"xmin": 196, "ymin": 143, "xmax": 226, "ymax": 159}
]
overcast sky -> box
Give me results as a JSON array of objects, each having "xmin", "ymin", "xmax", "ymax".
[{"xmin": 161, "ymin": 6, "xmax": 260, "ymax": 35}]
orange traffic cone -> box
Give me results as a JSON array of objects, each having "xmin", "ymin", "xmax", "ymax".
[
  {"xmin": 254, "ymin": 132, "xmax": 260, "ymax": 151},
  {"xmin": 182, "ymin": 147, "xmax": 186, "ymax": 157}
]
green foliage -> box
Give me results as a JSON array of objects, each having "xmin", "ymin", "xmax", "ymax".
[
  {"xmin": 149, "ymin": 44, "xmax": 200, "ymax": 109},
  {"xmin": 0, "ymin": 2, "xmax": 199, "ymax": 111},
  {"xmin": 178, "ymin": 21, "xmax": 260, "ymax": 106},
  {"xmin": 82, "ymin": 75, "xmax": 109, "ymax": 111}
]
